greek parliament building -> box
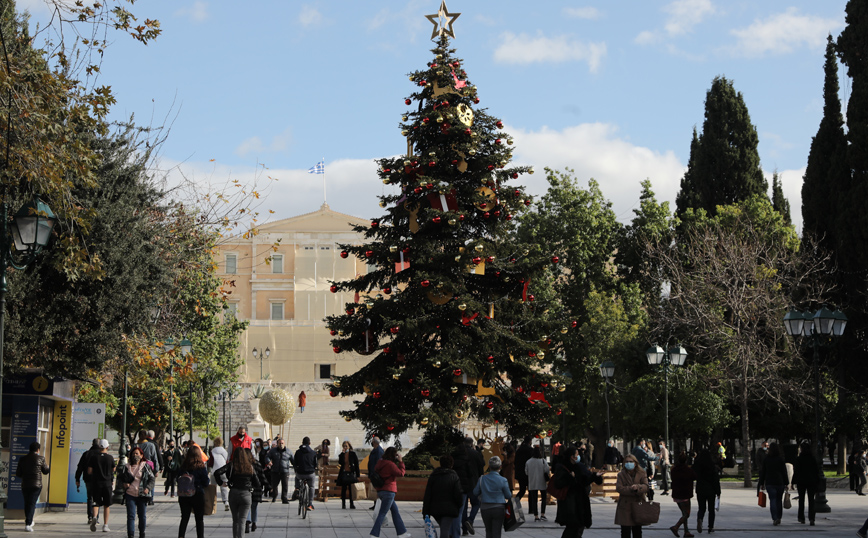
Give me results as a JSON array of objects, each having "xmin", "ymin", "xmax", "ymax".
[{"xmin": 214, "ymin": 203, "xmax": 426, "ymax": 449}]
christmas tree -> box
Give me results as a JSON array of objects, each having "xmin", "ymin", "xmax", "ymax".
[{"xmin": 326, "ymin": 3, "xmax": 569, "ymax": 442}]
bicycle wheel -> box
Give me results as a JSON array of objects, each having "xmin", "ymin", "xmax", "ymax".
[{"xmin": 300, "ymin": 483, "xmax": 309, "ymax": 519}]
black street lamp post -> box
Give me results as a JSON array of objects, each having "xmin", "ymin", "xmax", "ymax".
[
  {"xmin": 600, "ymin": 361, "xmax": 615, "ymax": 442},
  {"xmin": 783, "ymin": 306, "xmax": 847, "ymax": 513},
  {"xmin": 252, "ymin": 346, "xmax": 270, "ymax": 380},
  {"xmin": 646, "ymin": 344, "xmax": 687, "ymax": 452},
  {"xmin": 0, "ymin": 199, "xmax": 57, "ymax": 533}
]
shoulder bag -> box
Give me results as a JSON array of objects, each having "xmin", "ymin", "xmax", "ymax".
[
  {"xmin": 631, "ymin": 496, "xmax": 660, "ymax": 525},
  {"xmin": 546, "ymin": 474, "xmax": 569, "ymax": 501}
]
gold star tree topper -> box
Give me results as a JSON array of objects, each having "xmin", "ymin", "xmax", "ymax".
[{"xmin": 425, "ymin": 0, "xmax": 460, "ymax": 40}]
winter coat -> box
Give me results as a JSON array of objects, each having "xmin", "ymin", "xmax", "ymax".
[
  {"xmin": 422, "ymin": 467, "xmax": 463, "ymax": 518},
  {"xmin": 338, "ymin": 450, "xmax": 360, "ymax": 484},
  {"xmin": 792, "ymin": 452, "xmax": 820, "ymax": 488},
  {"xmin": 374, "ymin": 458, "xmax": 405, "ymax": 493},
  {"xmin": 139, "ymin": 440, "xmax": 162, "ymax": 473},
  {"xmin": 614, "ymin": 468, "xmax": 649, "ymax": 527},
  {"xmin": 500, "ymin": 451, "xmax": 516, "ymax": 490},
  {"xmin": 16, "ymin": 452, "xmax": 49, "ymax": 490},
  {"xmin": 473, "ymin": 470, "xmax": 512, "ymax": 504},
  {"xmin": 670, "ymin": 463, "xmax": 697, "ymax": 500},
  {"xmin": 123, "ymin": 460, "xmax": 156, "ymax": 497},
  {"xmin": 758, "ymin": 454, "xmax": 789, "ymax": 488},
  {"xmin": 293, "ymin": 445, "xmax": 318, "ymax": 475},
  {"xmin": 693, "ymin": 462, "xmax": 721, "ymax": 498},
  {"xmin": 75, "ymin": 447, "xmax": 100, "ymax": 483},
  {"xmin": 525, "ymin": 457, "xmax": 550, "ymax": 491},
  {"xmin": 631, "ymin": 445, "xmax": 656, "ymax": 470},
  {"xmin": 252, "ymin": 460, "xmax": 267, "ymax": 503},
  {"xmin": 515, "ymin": 443, "xmax": 533, "ymax": 480},
  {"xmin": 268, "ymin": 447, "xmax": 294, "ymax": 475},
  {"xmin": 453, "ymin": 445, "xmax": 484, "ymax": 494},
  {"xmin": 604, "ymin": 446, "xmax": 623, "ymax": 466},
  {"xmin": 555, "ymin": 459, "xmax": 602, "ymax": 529}
]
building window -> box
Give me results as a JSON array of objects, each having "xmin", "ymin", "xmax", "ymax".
[
  {"xmin": 225, "ymin": 302, "xmax": 238, "ymax": 319},
  {"xmin": 225, "ymin": 253, "xmax": 237, "ymax": 274},
  {"xmin": 272, "ymin": 254, "xmax": 284, "ymax": 274},
  {"xmin": 317, "ymin": 364, "xmax": 334, "ymax": 380},
  {"xmin": 270, "ymin": 302, "xmax": 284, "ymax": 320}
]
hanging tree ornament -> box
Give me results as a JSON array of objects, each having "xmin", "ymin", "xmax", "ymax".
[{"xmin": 259, "ymin": 389, "xmax": 296, "ymax": 426}]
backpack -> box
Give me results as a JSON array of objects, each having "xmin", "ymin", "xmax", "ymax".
[
  {"xmin": 369, "ymin": 467, "xmax": 385, "ymax": 489},
  {"xmin": 177, "ymin": 472, "xmax": 196, "ymax": 497}
]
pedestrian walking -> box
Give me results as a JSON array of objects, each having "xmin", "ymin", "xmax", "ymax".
[
  {"xmin": 500, "ymin": 443, "xmax": 516, "ymax": 491},
  {"xmin": 614, "ymin": 454, "xmax": 649, "ymax": 538},
  {"xmin": 515, "ymin": 436, "xmax": 533, "ymax": 507},
  {"xmin": 229, "ymin": 427, "xmax": 252, "ymax": 460},
  {"xmin": 791, "ymin": 442, "xmax": 819, "ymax": 525},
  {"xmin": 526, "ymin": 446, "xmax": 550, "ymax": 521},
  {"xmin": 553, "ymin": 445, "xmax": 603, "ymax": 538},
  {"xmin": 163, "ymin": 440, "xmax": 182, "ymax": 497},
  {"xmin": 294, "ymin": 437, "xmax": 318, "ymax": 510},
  {"xmin": 631, "ymin": 440, "xmax": 657, "ymax": 501},
  {"xmin": 473, "ymin": 456, "xmax": 513, "ymax": 538},
  {"xmin": 338, "ymin": 441, "xmax": 360, "ymax": 509},
  {"xmin": 210, "ymin": 437, "xmax": 230, "ymax": 511},
  {"xmin": 177, "ymin": 444, "xmax": 210, "ymax": 538},
  {"xmin": 298, "ymin": 391, "xmax": 306, "ymax": 413},
  {"xmin": 245, "ymin": 448, "xmax": 267, "ymax": 533},
  {"xmin": 88, "ymin": 439, "xmax": 115, "ymax": 533},
  {"xmin": 668, "ymin": 451, "xmax": 697, "ymax": 537},
  {"xmin": 370, "ymin": 447, "xmax": 411, "ymax": 538},
  {"xmin": 755, "ymin": 441, "xmax": 768, "ymax": 474},
  {"xmin": 214, "ymin": 447, "xmax": 260, "ymax": 538},
  {"xmin": 137, "ymin": 430, "xmax": 162, "ymax": 475},
  {"xmin": 757, "ymin": 442, "xmax": 789, "ymax": 525},
  {"xmin": 857, "ymin": 450, "xmax": 867, "ymax": 496},
  {"xmin": 693, "ymin": 448, "xmax": 720, "ymax": 534},
  {"xmin": 604, "ymin": 440, "xmax": 623, "ymax": 471},
  {"xmin": 453, "ymin": 436, "xmax": 484, "ymax": 536},
  {"xmin": 267, "ymin": 438, "xmax": 294, "ymax": 503},
  {"xmin": 658, "ymin": 441, "xmax": 672, "ymax": 495},
  {"xmin": 75, "ymin": 439, "xmax": 101, "ymax": 526},
  {"xmin": 368, "ymin": 437, "xmax": 384, "ymax": 511},
  {"xmin": 122, "ymin": 446, "xmax": 155, "ymax": 538},
  {"xmin": 16, "ymin": 441, "xmax": 49, "ymax": 533},
  {"xmin": 423, "ymin": 454, "xmax": 463, "ymax": 538},
  {"xmin": 254, "ymin": 438, "xmax": 271, "ymax": 499}
]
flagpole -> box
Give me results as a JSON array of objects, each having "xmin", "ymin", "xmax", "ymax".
[{"xmin": 322, "ymin": 157, "xmax": 326, "ymax": 205}]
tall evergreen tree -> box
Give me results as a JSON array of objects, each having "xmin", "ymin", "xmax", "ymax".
[
  {"xmin": 326, "ymin": 33, "xmax": 567, "ymax": 440},
  {"xmin": 675, "ymin": 76, "xmax": 768, "ymax": 218},
  {"xmin": 771, "ymin": 171, "xmax": 792, "ymax": 225},
  {"xmin": 802, "ymin": 35, "xmax": 847, "ymax": 247}
]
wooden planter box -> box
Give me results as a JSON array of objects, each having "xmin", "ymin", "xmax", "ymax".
[{"xmin": 317, "ymin": 465, "xmax": 433, "ymax": 502}]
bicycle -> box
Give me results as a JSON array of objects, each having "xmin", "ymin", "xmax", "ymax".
[{"xmin": 298, "ymin": 477, "xmax": 311, "ymax": 519}]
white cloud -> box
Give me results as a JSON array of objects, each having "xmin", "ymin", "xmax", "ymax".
[
  {"xmin": 494, "ymin": 32, "xmax": 607, "ymax": 73},
  {"xmin": 729, "ymin": 8, "xmax": 841, "ymax": 58},
  {"xmin": 235, "ymin": 128, "xmax": 294, "ymax": 158},
  {"xmin": 766, "ymin": 168, "xmax": 805, "ymax": 233},
  {"xmin": 564, "ymin": 7, "xmax": 602, "ymax": 20},
  {"xmin": 174, "ymin": 1, "xmax": 209, "ymax": 23},
  {"xmin": 663, "ymin": 0, "xmax": 715, "ymax": 36},
  {"xmin": 635, "ymin": 30, "xmax": 660, "ymax": 45},
  {"xmin": 299, "ymin": 5, "xmax": 323, "ymax": 27}
]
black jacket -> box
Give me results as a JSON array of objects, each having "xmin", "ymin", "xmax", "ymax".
[
  {"xmin": 214, "ymin": 462, "xmax": 261, "ymax": 492},
  {"xmin": 693, "ymin": 461, "xmax": 721, "ymax": 498},
  {"xmin": 554, "ymin": 459, "xmax": 601, "ymax": 529},
  {"xmin": 792, "ymin": 452, "xmax": 820, "ymax": 487},
  {"xmin": 453, "ymin": 445, "xmax": 484, "ymax": 494},
  {"xmin": 423, "ymin": 467, "xmax": 463, "ymax": 518},
  {"xmin": 515, "ymin": 443, "xmax": 533, "ymax": 480},
  {"xmin": 294, "ymin": 445, "xmax": 318, "ymax": 475},
  {"xmin": 758, "ymin": 454, "xmax": 789, "ymax": 488},
  {"xmin": 252, "ymin": 460, "xmax": 267, "ymax": 503},
  {"xmin": 16, "ymin": 452, "xmax": 49, "ymax": 490},
  {"xmin": 75, "ymin": 446, "xmax": 100, "ymax": 482},
  {"xmin": 338, "ymin": 450, "xmax": 360, "ymax": 479}
]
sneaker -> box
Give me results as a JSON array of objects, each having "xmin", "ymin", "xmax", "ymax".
[
  {"xmin": 102, "ymin": 524, "xmax": 111, "ymax": 532},
  {"xmin": 225, "ymin": 504, "xmax": 230, "ymax": 511},
  {"xmin": 464, "ymin": 521, "xmax": 475, "ymax": 535},
  {"xmin": 397, "ymin": 533, "xmax": 412, "ymax": 538},
  {"xmin": 91, "ymin": 519, "xmax": 97, "ymax": 532},
  {"xmin": 307, "ymin": 505, "xmax": 315, "ymax": 511},
  {"xmin": 857, "ymin": 531, "xmax": 868, "ymax": 538},
  {"xmin": 24, "ymin": 525, "xmax": 32, "ymax": 532},
  {"xmin": 539, "ymin": 515, "xmax": 547, "ymax": 521}
]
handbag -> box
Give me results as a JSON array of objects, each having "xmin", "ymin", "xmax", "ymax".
[
  {"xmin": 503, "ymin": 497, "xmax": 526, "ymax": 532},
  {"xmin": 546, "ymin": 475, "xmax": 569, "ymax": 501},
  {"xmin": 351, "ymin": 481, "xmax": 366, "ymax": 500},
  {"xmin": 783, "ymin": 490, "xmax": 792, "ymax": 509},
  {"xmin": 757, "ymin": 490, "xmax": 767, "ymax": 508},
  {"xmin": 424, "ymin": 515, "xmax": 439, "ymax": 538},
  {"xmin": 631, "ymin": 497, "xmax": 661, "ymax": 525}
]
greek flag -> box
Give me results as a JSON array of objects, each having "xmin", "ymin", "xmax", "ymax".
[{"xmin": 308, "ymin": 161, "xmax": 325, "ymax": 174}]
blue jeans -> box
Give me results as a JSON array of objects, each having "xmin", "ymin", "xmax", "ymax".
[
  {"xmin": 246, "ymin": 500, "xmax": 258, "ymax": 523},
  {"xmin": 452, "ymin": 494, "xmax": 468, "ymax": 538},
  {"xmin": 371, "ymin": 491, "xmax": 406, "ymax": 537},
  {"xmin": 124, "ymin": 494, "xmax": 148, "ymax": 536},
  {"xmin": 464, "ymin": 490, "xmax": 480, "ymax": 524},
  {"xmin": 766, "ymin": 485, "xmax": 784, "ymax": 521},
  {"xmin": 22, "ymin": 486, "xmax": 40, "ymax": 526}
]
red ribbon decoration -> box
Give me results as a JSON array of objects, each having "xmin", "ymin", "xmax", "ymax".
[{"xmin": 461, "ymin": 312, "xmax": 479, "ymax": 326}]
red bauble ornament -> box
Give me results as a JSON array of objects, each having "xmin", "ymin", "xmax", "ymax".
[
  {"xmin": 474, "ymin": 97, "xmax": 480, "ymax": 104},
  {"xmin": 442, "ymin": 100, "xmax": 450, "ymax": 107},
  {"xmin": 479, "ymin": 202, "xmax": 488, "ymax": 210},
  {"xmin": 493, "ymin": 210, "xmax": 501, "ymax": 218},
  {"xmin": 516, "ymin": 386, "xmax": 524, "ymax": 393},
  {"xmin": 506, "ymin": 214, "xmax": 513, "ymax": 221},
  {"xmin": 511, "ymin": 173, "xmax": 519, "ymax": 179},
  {"xmin": 451, "ymin": 159, "xmax": 459, "ymax": 165},
  {"xmin": 514, "ymin": 189, "xmax": 522, "ymax": 196},
  {"xmin": 441, "ymin": 123, "xmax": 450, "ymax": 134},
  {"xmin": 329, "ymin": 330, "xmax": 337, "ymax": 336},
  {"xmin": 418, "ymin": 80, "xmax": 426, "ymax": 86},
  {"xmin": 556, "ymin": 408, "xmax": 562, "ymax": 415},
  {"xmin": 495, "ymin": 138, "xmax": 502, "ymax": 145},
  {"xmin": 383, "ymin": 346, "xmax": 392, "ymax": 354},
  {"xmin": 571, "ymin": 320, "xmax": 578, "ymax": 328},
  {"xmin": 387, "ymin": 424, "xmax": 394, "ymax": 431},
  {"xmin": 462, "ymin": 395, "xmax": 468, "ymax": 402},
  {"xmin": 472, "ymin": 256, "xmax": 482, "ymax": 265},
  {"xmin": 421, "ymin": 389, "xmax": 430, "ymax": 397},
  {"xmin": 528, "ymin": 295, "xmax": 535, "ymax": 302},
  {"xmin": 429, "ymin": 161, "xmax": 436, "ymax": 167},
  {"xmin": 346, "ymin": 308, "xmax": 355, "ymax": 315},
  {"xmin": 485, "ymin": 401, "xmax": 494, "ymax": 409},
  {"xmin": 496, "ymin": 121, "xmax": 503, "ymax": 128},
  {"xmin": 330, "ymin": 390, "xmax": 337, "ymax": 397},
  {"xmin": 465, "ymin": 128, "xmax": 472, "ymax": 135},
  {"xmin": 404, "ymin": 98, "xmax": 412, "ymax": 105},
  {"xmin": 390, "ymin": 326, "xmax": 400, "ymax": 334},
  {"xmin": 330, "ymin": 285, "xmax": 338, "ymax": 293},
  {"xmin": 528, "ymin": 351, "xmax": 537, "ymax": 357},
  {"xmin": 421, "ymin": 280, "xmax": 431, "ymax": 287},
  {"xmin": 458, "ymin": 214, "xmax": 465, "ymax": 221},
  {"xmin": 414, "ymin": 187, "xmax": 423, "ymax": 194},
  {"xmin": 383, "ymin": 286, "xmax": 392, "ymax": 295},
  {"xmin": 483, "ymin": 212, "xmax": 491, "ymax": 219},
  {"xmin": 402, "ymin": 247, "xmax": 411, "ymax": 254},
  {"xmin": 510, "ymin": 257, "xmax": 517, "ymax": 263},
  {"xmin": 384, "ymin": 168, "xmax": 391, "ymax": 173},
  {"xmin": 487, "ymin": 164, "xmax": 495, "ymax": 171},
  {"xmin": 373, "ymin": 392, "xmax": 382, "ymax": 399},
  {"xmin": 340, "ymin": 251, "xmax": 349, "ymax": 258},
  {"xmin": 371, "ymin": 220, "xmax": 379, "ymax": 228},
  {"xmin": 541, "ymin": 382, "xmax": 549, "ymax": 388},
  {"xmin": 524, "ymin": 199, "xmax": 532, "ymax": 206},
  {"xmin": 365, "ymin": 250, "xmax": 374, "ymax": 258},
  {"xmin": 486, "ymin": 256, "xmax": 494, "ymax": 263},
  {"xmin": 487, "ymin": 354, "xmax": 495, "ymax": 363},
  {"xmin": 548, "ymin": 429, "xmax": 554, "ymax": 437},
  {"xmin": 333, "ymin": 346, "xmax": 342, "ymax": 353},
  {"xmin": 453, "ymin": 368, "xmax": 463, "ymax": 376},
  {"xmin": 551, "ymin": 256, "xmax": 560, "ymax": 264},
  {"xmin": 433, "ymin": 216, "xmax": 442, "ymax": 224},
  {"xmin": 423, "ymin": 117, "xmax": 430, "ymax": 124}
]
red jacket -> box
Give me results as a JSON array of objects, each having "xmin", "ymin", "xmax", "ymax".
[
  {"xmin": 230, "ymin": 433, "xmax": 252, "ymax": 453},
  {"xmin": 374, "ymin": 459, "xmax": 405, "ymax": 493}
]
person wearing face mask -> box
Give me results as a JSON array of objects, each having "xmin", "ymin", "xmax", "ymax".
[
  {"xmin": 604, "ymin": 440, "xmax": 623, "ymax": 471},
  {"xmin": 554, "ymin": 446, "xmax": 604, "ymax": 538},
  {"xmin": 615, "ymin": 454, "xmax": 649, "ymax": 538},
  {"xmin": 658, "ymin": 441, "xmax": 671, "ymax": 496},
  {"xmin": 122, "ymin": 446, "xmax": 155, "ymax": 538},
  {"xmin": 338, "ymin": 441, "xmax": 360, "ymax": 509},
  {"xmin": 254, "ymin": 438, "xmax": 272, "ymax": 499}
]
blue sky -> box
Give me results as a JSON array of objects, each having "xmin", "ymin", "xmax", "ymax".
[{"xmin": 22, "ymin": 0, "xmax": 850, "ymax": 231}]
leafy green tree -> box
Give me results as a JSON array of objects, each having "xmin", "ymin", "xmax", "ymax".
[
  {"xmin": 326, "ymin": 36, "xmax": 567, "ymax": 443},
  {"xmin": 771, "ymin": 171, "xmax": 791, "ymax": 225},
  {"xmin": 675, "ymin": 77, "xmax": 768, "ymax": 218}
]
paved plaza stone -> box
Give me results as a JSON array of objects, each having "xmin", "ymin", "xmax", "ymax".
[{"xmin": 10, "ymin": 483, "xmax": 868, "ymax": 537}]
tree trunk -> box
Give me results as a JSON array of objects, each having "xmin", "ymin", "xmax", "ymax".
[
  {"xmin": 740, "ymin": 381, "xmax": 753, "ymax": 487},
  {"xmin": 838, "ymin": 431, "xmax": 848, "ymax": 475}
]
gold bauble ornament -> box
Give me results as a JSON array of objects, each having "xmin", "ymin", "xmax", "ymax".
[
  {"xmin": 451, "ymin": 386, "xmax": 458, "ymax": 394},
  {"xmin": 436, "ymin": 54, "xmax": 443, "ymax": 59},
  {"xmin": 558, "ymin": 385, "xmax": 566, "ymax": 393},
  {"xmin": 259, "ymin": 389, "xmax": 296, "ymax": 425},
  {"xmin": 392, "ymin": 373, "xmax": 401, "ymax": 380},
  {"xmin": 474, "ymin": 244, "xmax": 484, "ymax": 252},
  {"xmin": 409, "ymin": 75, "xmax": 416, "ymax": 82},
  {"xmin": 448, "ymin": 219, "xmax": 457, "ymax": 226},
  {"xmin": 539, "ymin": 430, "xmax": 547, "ymax": 438},
  {"xmin": 560, "ymin": 327, "xmax": 568, "ymax": 334},
  {"xmin": 404, "ymin": 160, "xmax": 411, "ymax": 166},
  {"xmin": 507, "ymin": 139, "xmax": 513, "ymax": 145},
  {"xmin": 390, "ymin": 246, "xmax": 398, "ymax": 253},
  {"xmin": 523, "ymin": 249, "xmax": 530, "ymax": 256},
  {"xmin": 429, "ymin": 151, "xmax": 437, "ymax": 157},
  {"xmin": 382, "ymin": 179, "xmax": 390, "ymax": 185},
  {"xmin": 434, "ymin": 361, "xmax": 442, "ymax": 368},
  {"xmin": 420, "ymin": 417, "xmax": 429, "ymax": 426},
  {"xmin": 401, "ymin": 130, "xmax": 409, "ymax": 136},
  {"xmin": 468, "ymin": 149, "xmax": 477, "ymax": 155},
  {"xmin": 379, "ymin": 201, "xmax": 387, "ymax": 207},
  {"xmin": 334, "ymin": 379, "xmax": 341, "ymax": 387},
  {"xmin": 436, "ymin": 116, "xmax": 444, "ymax": 123},
  {"xmin": 344, "ymin": 416, "xmax": 352, "ymax": 422},
  {"xmin": 456, "ymin": 411, "xmax": 464, "ymax": 418},
  {"xmin": 455, "ymin": 255, "xmax": 462, "ymax": 262},
  {"xmin": 458, "ymin": 304, "xmax": 467, "ymax": 311},
  {"xmin": 338, "ymin": 330, "xmax": 345, "ymax": 336},
  {"xmin": 402, "ymin": 115, "xmax": 408, "ymax": 121},
  {"xmin": 529, "ymin": 168, "xmax": 535, "ymax": 174},
  {"xmin": 470, "ymin": 131, "xmax": 478, "ymax": 138},
  {"xmin": 537, "ymin": 351, "xmax": 545, "ymax": 359}
]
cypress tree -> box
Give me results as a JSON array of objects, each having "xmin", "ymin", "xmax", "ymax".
[
  {"xmin": 675, "ymin": 127, "xmax": 700, "ymax": 216},
  {"xmin": 802, "ymin": 35, "xmax": 847, "ymax": 247},
  {"xmin": 771, "ymin": 171, "xmax": 792, "ymax": 226},
  {"xmin": 675, "ymin": 76, "xmax": 768, "ymax": 218}
]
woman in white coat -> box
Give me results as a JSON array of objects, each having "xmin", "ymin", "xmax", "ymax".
[
  {"xmin": 525, "ymin": 446, "xmax": 550, "ymax": 521},
  {"xmin": 210, "ymin": 437, "xmax": 230, "ymax": 511}
]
